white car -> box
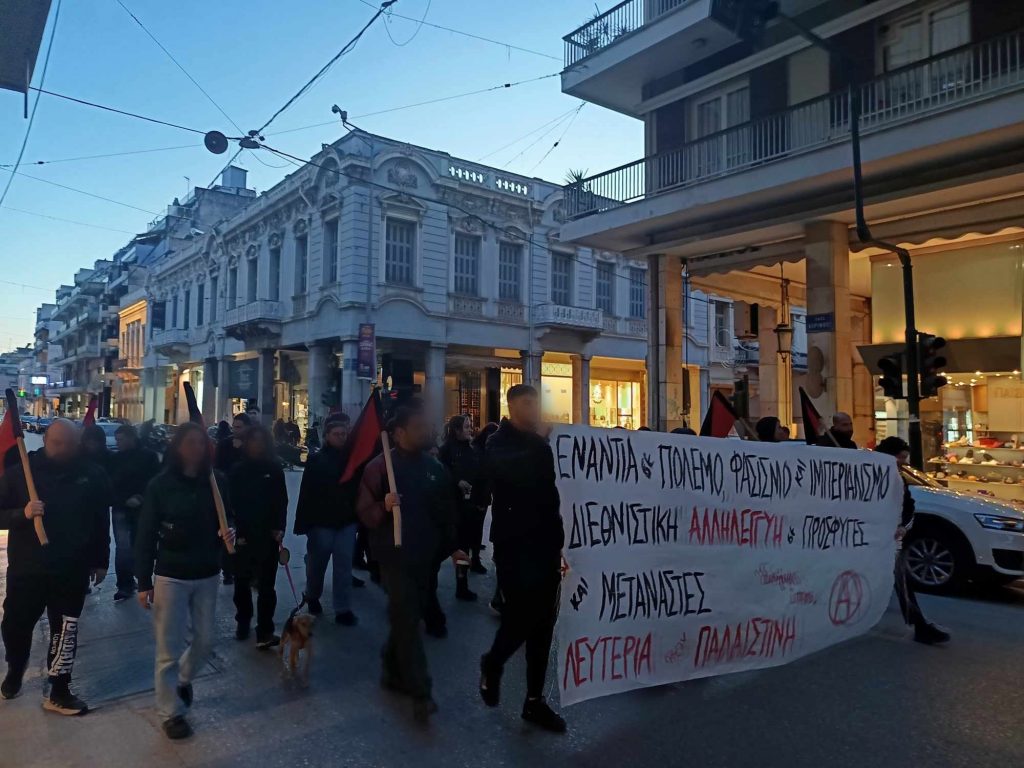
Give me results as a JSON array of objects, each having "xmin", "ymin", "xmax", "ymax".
[{"xmin": 901, "ymin": 465, "xmax": 1024, "ymax": 592}]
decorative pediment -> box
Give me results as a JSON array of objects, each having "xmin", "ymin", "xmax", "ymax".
[
  {"xmin": 386, "ymin": 160, "xmax": 420, "ymax": 189},
  {"xmin": 379, "ymin": 191, "xmax": 427, "ymax": 220}
]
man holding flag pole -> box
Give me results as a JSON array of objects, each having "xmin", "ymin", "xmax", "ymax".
[{"xmin": 0, "ymin": 393, "xmax": 111, "ymax": 715}]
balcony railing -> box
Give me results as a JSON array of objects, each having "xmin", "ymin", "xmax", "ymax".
[
  {"xmin": 449, "ymin": 295, "xmax": 485, "ymax": 318},
  {"xmin": 564, "ymin": 0, "xmax": 693, "ymax": 67},
  {"xmin": 566, "ymin": 30, "xmax": 1024, "ymax": 219},
  {"xmin": 533, "ymin": 303, "xmax": 604, "ymax": 331},
  {"xmin": 224, "ymin": 299, "xmax": 284, "ymax": 328},
  {"xmin": 151, "ymin": 328, "xmax": 194, "ymax": 348}
]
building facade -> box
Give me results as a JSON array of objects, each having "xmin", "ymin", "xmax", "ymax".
[{"xmin": 560, "ymin": 0, "xmax": 1024, "ymax": 441}]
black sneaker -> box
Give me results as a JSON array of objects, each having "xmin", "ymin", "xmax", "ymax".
[
  {"xmin": 352, "ymin": 576, "xmax": 366, "ymax": 588},
  {"xmin": 235, "ymin": 623, "xmax": 251, "ymax": 641},
  {"xmin": 521, "ymin": 697, "xmax": 566, "ymax": 733},
  {"xmin": 43, "ymin": 689, "xmax": 89, "ymax": 716},
  {"xmin": 177, "ymin": 683, "xmax": 193, "ymax": 708},
  {"xmin": 113, "ymin": 590, "xmax": 133, "ymax": 602},
  {"xmin": 412, "ymin": 697, "xmax": 438, "ymax": 724},
  {"xmin": 335, "ymin": 611, "xmax": 358, "ymax": 627},
  {"xmin": 1, "ymin": 666, "xmax": 25, "ymax": 700},
  {"xmin": 256, "ymin": 634, "xmax": 281, "ymax": 649},
  {"xmin": 479, "ymin": 655, "xmax": 500, "ymax": 707},
  {"xmin": 306, "ymin": 597, "xmax": 323, "ymax": 616},
  {"xmin": 162, "ymin": 715, "xmax": 193, "ymax": 740},
  {"xmin": 914, "ymin": 622, "xmax": 951, "ymax": 645}
]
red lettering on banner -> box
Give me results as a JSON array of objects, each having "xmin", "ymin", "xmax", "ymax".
[
  {"xmin": 562, "ymin": 633, "xmax": 654, "ymax": 690},
  {"xmin": 688, "ymin": 507, "xmax": 784, "ymax": 548},
  {"xmin": 693, "ymin": 617, "xmax": 797, "ymax": 669}
]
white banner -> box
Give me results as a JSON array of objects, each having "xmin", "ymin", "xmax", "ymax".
[{"xmin": 553, "ymin": 426, "xmax": 901, "ymax": 706}]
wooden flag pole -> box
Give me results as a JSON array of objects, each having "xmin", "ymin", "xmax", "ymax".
[
  {"xmin": 380, "ymin": 431, "xmax": 402, "ymax": 548},
  {"xmin": 209, "ymin": 471, "xmax": 234, "ymax": 554},
  {"xmin": 15, "ymin": 436, "xmax": 47, "ymax": 546}
]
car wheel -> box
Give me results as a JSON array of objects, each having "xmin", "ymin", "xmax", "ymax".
[{"xmin": 904, "ymin": 530, "xmax": 965, "ymax": 593}]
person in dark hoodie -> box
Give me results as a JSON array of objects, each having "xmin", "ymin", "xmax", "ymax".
[
  {"xmin": 875, "ymin": 436, "xmax": 951, "ymax": 645},
  {"xmin": 356, "ymin": 405, "xmax": 464, "ymax": 725},
  {"xmin": 109, "ymin": 424, "xmax": 161, "ymax": 602},
  {"xmin": 136, "ymin": 422, "xmax": 235, "ymax": 740},
  {"xmin": 229, "ymin": 425, "xmax": 288, "ymax": 648},
  {"xmin": 81, "ymin": 424, "xmax": 112, "ymax": 473},
  {"xmin": 214, "ymin": 413, "xmax": 249, "ymax": 586},
  {"xmin": 0, "ymin": 419, "xmax": 111, "ymax": 714},
  {"xmin": 478, "ymin": 384, "xmax": 566, "ymax": 734},
  {"xmin": 438, "ymin": 414, "xmax": 483, "ymax": 602},
  {"xmin": 294, "ymin": 414, "xmax": 361, "ymax": 626},
  {"xmin": 755, "ymin": 416, "xmax": 788, "ymax": 443}
]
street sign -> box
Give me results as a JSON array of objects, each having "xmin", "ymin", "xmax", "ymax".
[
  {"xmin": 806, "ymin": 312, "xmax": 835, "ymax": 334},
  {"xmin": 227, "ymin": 359, "xmax": 259, "ymax": 399},
  {"xmin": 357, "ymin": 323, "xmax": 376, "ymax": 380}
]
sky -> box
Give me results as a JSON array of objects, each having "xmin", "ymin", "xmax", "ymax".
[{"xmin": 0, "ymin": 0, "xmax": 641, "ymax": 348}]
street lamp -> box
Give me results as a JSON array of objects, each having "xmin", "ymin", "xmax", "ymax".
[{"xmin": 774, "ymin": 322, "xmax": 794, "ymax": 360}]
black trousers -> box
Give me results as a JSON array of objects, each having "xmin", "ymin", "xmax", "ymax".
[
  {"xmin": 233, "ymin": 543, "xmax": 278, "ymax": 637},
  {"xmin": 424, "ymin": 562, "xmax": 446, "ymax": 631},
  {"xmin": 2, "ymin": 569, "xmax": 88, "ymax": 687},
  {"xmin": 895, "ymin": 549, "xmax": 927, "ymax": 628},
  {"xmin": 485, "ymin": 567, "xmax": 560, "ymax": 699},
  {"xmin": 379, "ymin": 561, "xmax": 432, "ymax": 700}
]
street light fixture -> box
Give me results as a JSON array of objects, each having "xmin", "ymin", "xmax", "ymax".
[{"xmin": 774, "ymin": 322, "xmax": 794, "ymax": 360}]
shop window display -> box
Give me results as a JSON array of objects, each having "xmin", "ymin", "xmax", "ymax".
[
  {"xmin": 589, "ymin": 379, "xmax": 642, "ymax": 429},
  {"xmin": 542, "ymin": 362, "xmax": 573, "ymax": 424}
]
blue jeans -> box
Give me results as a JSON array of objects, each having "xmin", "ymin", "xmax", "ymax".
[
  {"xmin": 304, "ymin": 525, "xmax": 356, "ymax": 614},
  {"xmin": 112, "ymin": 507, "xmax": 137, "ymax": 594},
  {"xmin": 152, "ymin": 575, "xmax": 218, "ymax": 719}
]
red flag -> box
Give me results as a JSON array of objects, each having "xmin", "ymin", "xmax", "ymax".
[
  {"xmin": 1, "ymin": 389, "xmax": 24, "ymax": 475},
  {"xmin": 82, "ymin": 394, "xmax": 98, "ymax": 427},
  {"xmin": 799, "ymin": 387, "xmax": 824, "ymax": 445},
  {"xmin": 339, "ymin": 389, "xmax": 383, "ymax": 484},
  {"xmin": 699, "ymin": 390, "xmax": 738, "ymax": 438}
]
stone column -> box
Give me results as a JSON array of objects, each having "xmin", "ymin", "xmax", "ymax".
[
  {"xmin": 647, "ymin": 254, "xmax": 685, "ymax": 431},
  {"xmin": 756, "ymin": 307, "xmax": 792, "ymax": 426},
  {"xmin": 340, "ymin": 338, "xmax": 361, "ymax": 418},
  {"xmin": 257, "ymin": 349, "xmax": 276, "ymax": 426},
  {"xmin": 306, "ymin": 341, "xmax": 333, "ymax": 426},
  {"xmin": 804, "ymin": 221, "xmax": 852, "ymax": 419},
  {"xmin": 521, "ymin": 349, "xmax": 542, "ymax": 390},
  {"xmin": 217, "ymin": 357, "xmax": 231, "ymax": 422},
  {"xmin": 201, "ymin": 357, "xmax": 218, "ymax": 424},
  {"xmin": 424, "ymin": 344, "xmax": 447, "ymax": 429},
  {"xmin": 577, "ymin": 353, "xmax": 591, "ymax": 426}
]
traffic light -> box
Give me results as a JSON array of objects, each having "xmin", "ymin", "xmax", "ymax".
[
  {"xmin": 918, "ymin": 333, "xmax": 948, "ymax": 397},
  {"xmin": 878, "ymin": 353, "xmax": 903, "ymax": 399}
]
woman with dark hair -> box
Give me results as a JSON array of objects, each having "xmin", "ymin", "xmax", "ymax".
[
  {"xmin": 438, "ymin": 414, "xmax": 482, "ymax": 601},
  {"xmin": 229, "ymin": 426, "xmax": 288, "ymax": 648},
  {"xmin": 135, "ymin": 422, "xmax": 234, "ymax": 741},
  {"xmin": 215, "ymin": 420, "xmax": 231, "ymax": 441}
]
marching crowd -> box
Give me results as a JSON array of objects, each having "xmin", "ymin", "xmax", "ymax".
[{"xmin": 0, "ymin": 387, "xmax": 946, "ymax": 742}]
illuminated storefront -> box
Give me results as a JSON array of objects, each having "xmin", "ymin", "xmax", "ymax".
[{"xmin": 541, "ymin": 361, "xmax": 574, "ymax": 424}]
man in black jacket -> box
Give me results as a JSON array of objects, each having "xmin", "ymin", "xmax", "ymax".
[
  {"xmin": 230, "ymin": 426, "xmax": 288, "ymax": 647},
  {"xmin": 0, "ymin": 419, "xmax": 111, "ymax": 714},
  {"xmin": 816, "ymin": 412, "xmax": 858, "ymax": 449},
  {"xmin": 876, "ymin": 436, "xmax": 950, "ymax": 645},
  {"xmin": 110, "ymin": 424, "xmax": 161, "ymax": 602},
  {"xmin": 294, "ymin": 415, "xmax": 361, "ymax": 625},
  {"xmin": 478, "ymin": 385, "xmax": 566, "ymax": 733},
  {"xmin": 214, "ymin": 413, "xmax": 250, "ymax": 473}
]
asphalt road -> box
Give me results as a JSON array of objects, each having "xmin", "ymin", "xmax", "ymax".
[{"xmin": 2, "ymin": 435, "xmax": 1023, "ymax": 767}]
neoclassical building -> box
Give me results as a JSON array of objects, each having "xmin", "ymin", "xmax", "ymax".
[{"xmin": 140, "ymin": 131, "xmax": 666, "ymax": 433}]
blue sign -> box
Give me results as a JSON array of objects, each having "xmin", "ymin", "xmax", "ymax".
[{"xmin": 806, "ymin": 312, "xmax": 835, "ymax": 334}]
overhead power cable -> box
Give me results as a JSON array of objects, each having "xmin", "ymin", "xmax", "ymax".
[
  {"xmin": 0, "ymin": 143, "xmax": 199, "ymax": 168},
  {"xmin": 501, "ymin": 107, "xmax": 581, "ymax": 169},
  {"xmin": 3, "ymin": 206, "xmax": 138, "ymax": 234},
  {"xmin": 475, "ymin": 106, "xmax": 582, "ymax": 162},
  {"xmin": 382, "ymin": 0, "xmax": 431, "ymax": 46},
  {"xmin": 207, "ymin": 0, "xmax": 398, "ymax": 187},
  {"xmin": 29, "ymin": 88, "xmax": 208, "ymax": 134},
  {"xmin": 0, "ymin": 0, "xmax": 63, "ymax": 211},
  {"xmin": 355, "ymin": 0, "xmax": 560, "ymax": 61},
  {"xmin": 269, "ymin": 72, "xmax": 559, "ymax": 137},
  {"xmin": 8, "ymin": 170, "xmax": 160, "ymax": 215},
  {"xmin": 528, "ymin": 102, "xmax": 586, "ymax": 173}
]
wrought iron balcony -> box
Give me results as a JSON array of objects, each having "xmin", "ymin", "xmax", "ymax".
[
  {"xmin": 565, "ymin": 30, "xmax": 1024, "ymax": 219},
  {"xmin": 224, "ymin": 299, "xmax": 284, "ymax": 341},
  {"xmin": 533, "ymin": 303, "xmax": 604, "ymax": 332},
  {"xmin": 564, "ymin": 0, "xmax": 691, "ymax": 67}
]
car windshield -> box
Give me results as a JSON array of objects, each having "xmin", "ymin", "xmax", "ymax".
[{"xmin": 900, "ymin": 465, "xmax": 943, "ymax": 489}]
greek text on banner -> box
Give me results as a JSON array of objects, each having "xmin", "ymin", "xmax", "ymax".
[{"xmin": 553, "ymin": 426, "xmax": 901, "ymax": 706}]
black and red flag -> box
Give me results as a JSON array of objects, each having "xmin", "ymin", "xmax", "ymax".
[
  {"xmin": 799, "ymin": 387, "xmax": 824, "ymax": 445},
  {"xmin": 1, "ymin": 389, "xmax": 24, "ymax": 473},
  {"xmin": 339, "ymin": 388, "xmax": 383, "ymax": 484},
  {"xmin": 699, "ymin": 390, "xmax": 739, "ymax": 438},
  {"xmin": 182, "ymin": 382, "xmax": 204, "ymax": 426},
  {"xmin": 82, "ymin": 394, "xmax": 99, "ymax": 427}
]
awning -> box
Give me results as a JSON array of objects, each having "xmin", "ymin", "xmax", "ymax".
[
  {"xmin": 0, "ymin": 1, "xmax": 53, "ymax": 95},
  {"xmin": 858, "ymin": 335, "xmax": 1022, "ymax": 375}
]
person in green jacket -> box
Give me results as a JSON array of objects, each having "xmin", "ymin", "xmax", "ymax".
[{"xmin": 135, "ymin": 422, "xmax": 235, "ymax": 741}]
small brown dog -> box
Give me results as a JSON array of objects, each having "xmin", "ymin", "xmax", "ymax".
[{"xmin": 278, "ymin": 612, "xmax": 314, "ymax": 680}]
